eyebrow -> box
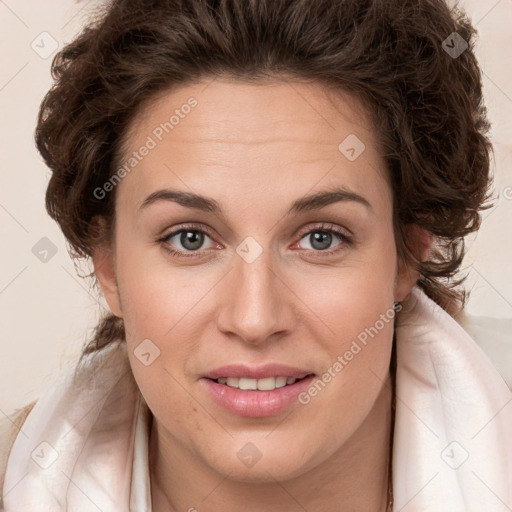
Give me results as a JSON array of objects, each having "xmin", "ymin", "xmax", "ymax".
[{"xmin": 139, "ymin": 186, "xmax": 372, "ymax": 216}]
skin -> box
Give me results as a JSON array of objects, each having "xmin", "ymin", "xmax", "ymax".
[{"xmin": 93, "ymin": 77, "xmax": 427, "ymax": 511}]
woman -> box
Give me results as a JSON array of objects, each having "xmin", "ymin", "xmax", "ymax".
[{"xmin": 1, "ymin": 0, "xmax": 511, "ymax": 510}]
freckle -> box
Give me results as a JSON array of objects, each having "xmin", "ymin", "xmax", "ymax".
[{"xmin": 192, "ymin": 407, "xmax": 197, "ymax": 413}]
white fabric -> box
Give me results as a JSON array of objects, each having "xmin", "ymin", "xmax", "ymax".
[
  {"xmin": 2, "ymin": 287, "xmax": 511, "ymax": 511},
  {"xmin": 393, "ymin": 289, "xmax": 512, "ymax": 511}
]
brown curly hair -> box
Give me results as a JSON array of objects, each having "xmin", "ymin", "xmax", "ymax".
[{"xmin": 35, "ymin": 0, "xmax": 493, "ymax": 356}]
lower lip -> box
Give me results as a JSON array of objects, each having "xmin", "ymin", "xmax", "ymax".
[{"xmin": 201, "ymin": 376, "xmax": 315, "ymax": 417}]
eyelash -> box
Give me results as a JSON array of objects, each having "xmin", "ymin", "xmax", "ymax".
[{"xmin": 157, "ymin": 222, "xmax": 353, "ymax": 259}]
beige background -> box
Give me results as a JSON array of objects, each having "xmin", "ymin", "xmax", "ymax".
[{"xmin": 1, "ymin": 0, "xmax": 511, "ymax": 416}]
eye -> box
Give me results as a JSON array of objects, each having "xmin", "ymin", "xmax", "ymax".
[
  {"xmin": 158, "ymin": 222, "xmax": 352, "ymax": 259},
  {"xmin": 294, "ymin": 223, "xmax": 352, "ymax": 255},
  {"xmin": 159, "ymin": 224, "xmax": 219, "ymax": 258}
]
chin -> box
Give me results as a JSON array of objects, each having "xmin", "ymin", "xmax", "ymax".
[{"xmin": 201, "ymin": 436, "xmax": 321, "ymax": 483}]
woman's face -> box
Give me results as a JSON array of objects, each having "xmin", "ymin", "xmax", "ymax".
[{"xmin": 95, "ymin": 78, "xmax": 417, "ymax": 481}]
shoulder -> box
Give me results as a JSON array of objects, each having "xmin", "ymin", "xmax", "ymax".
[
  {"xmin": 455, "ymin": 311, "xmax": 512, "ymax": 391},
  {"xmin": 0, "ymin": 401, "xmax": 37, "ymax": 508}
]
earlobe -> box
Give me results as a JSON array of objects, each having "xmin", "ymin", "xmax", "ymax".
[
  {"xmin": 90, "ymin": 217, "xmax": 123, "ymax": 318},
  {"xmin": 394, "ymin": 224, "xmax": 432, "ymax": 302}
]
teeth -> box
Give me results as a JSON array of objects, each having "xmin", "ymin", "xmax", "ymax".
[
  {"xmin": 227, "ymin": 377, "xmax": 240, "ymax": 388},
  {"xmin": 239, "ymin": 378, "xmax": 258, "ymax": 390},
  {"xmin": 216, "ymin": 376, "xmax": 299, "ymax": 390}
]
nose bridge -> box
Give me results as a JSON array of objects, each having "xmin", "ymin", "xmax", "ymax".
[{"xmin": 217, "ymin": 237, "xmax": 291, "ymax": 344}]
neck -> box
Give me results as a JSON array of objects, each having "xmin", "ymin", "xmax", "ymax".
[{"xmin": 150, "ymin": 374, "xmax": 394, "ymax": 512}]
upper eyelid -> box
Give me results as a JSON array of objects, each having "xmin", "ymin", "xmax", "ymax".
[
  {"xmin": 162, "ymin": 223, "xmax": 217, "ymax": 242},
  {"xmin": 296, "ymin": 222, "xmax": 351, "ymax": 238}
]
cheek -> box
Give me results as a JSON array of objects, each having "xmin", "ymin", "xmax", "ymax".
[
  {"xmin": 294, "ymin": 290, "xmax": 395, "ymax": 457},
  {"xmin": 291, "ymin": 227, "xmax": 397, "ymax": 409},
  {"xmin": 293, "ymin": 222, "xmax": 397, "ymax": 337},
  {"xmin": 116, "ymin": 253, "xmax": 207, "ymax": 436},
  {"xmin": 113, "ymin": 228, "xmax": 203, "ymax": 336},
  {"xmin": 112, "ymin": 232, "xmax": 231, "ymax": 416}
]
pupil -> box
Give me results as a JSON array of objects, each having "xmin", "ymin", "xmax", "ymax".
[
  {"xmin": 311, "ymin": 232, "xmax": 331, "ymax": 250},
  {"xmin": 181, "ymin": 231, "xmax": 203, "ymax": 250}
]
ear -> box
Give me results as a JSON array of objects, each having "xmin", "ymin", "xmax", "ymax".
[
  {"xmin": 90, "ymin": 216, "xmax": 123, "ymax": 318},
  {"xmin": 394, "ymin": 224, "xmax": 432, "ymax": 302}
]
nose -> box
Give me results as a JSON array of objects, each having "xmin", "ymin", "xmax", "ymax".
[{"xmin": 216, "ymin": 243, "xmax": 296, "ymax": 346}]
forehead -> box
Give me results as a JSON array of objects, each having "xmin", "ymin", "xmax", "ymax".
[
  {"xmin": 115, "ymin": 78, "xmax": 390, "ymax": 216},
  {"xmin": 124, "ymin": 77, "xmax": 378, "ymax": 148}
]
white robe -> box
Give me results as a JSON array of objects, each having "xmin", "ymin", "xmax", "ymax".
[{"xmin": 2, "ymin": 286, "xmax": 512, "ymax": 511}]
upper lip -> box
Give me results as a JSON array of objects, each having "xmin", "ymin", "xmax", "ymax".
[{"xmin": 203, "ymin": 364, "xmax": 315, "ymax": 380}]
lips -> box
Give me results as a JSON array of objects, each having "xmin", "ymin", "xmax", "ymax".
[{"xmin": 201, "ymin": 363, "xmax": 316, "ymax": 417}]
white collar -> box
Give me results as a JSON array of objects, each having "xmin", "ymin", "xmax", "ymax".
[
  {"xmin": 3, "ymin": 287, "xmax": 511, "ymax": 511},
  {"xmin": 393, "ymin": 287, "xmax": 512, "ymax": 510}
]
